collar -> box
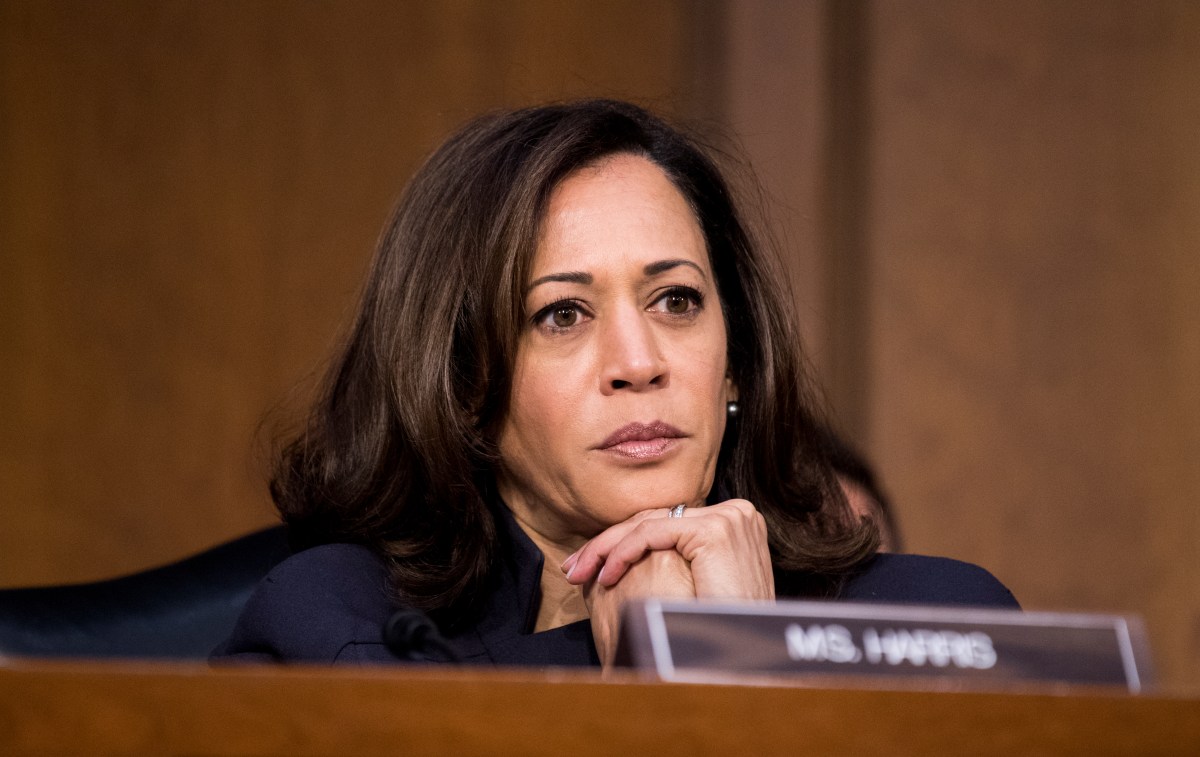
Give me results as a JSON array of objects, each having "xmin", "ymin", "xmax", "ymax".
[{"xmin": 464, "ymin": 505, "xmax": 597, "ymax": 667}]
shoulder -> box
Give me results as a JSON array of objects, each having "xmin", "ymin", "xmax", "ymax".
[
  {"xmin": 838, "ymin": 553, "xmax": 1020, "ymax": 609},
  {"xmin": 211, "ymin": 543, "xmax": 398, "ymax": 664}
]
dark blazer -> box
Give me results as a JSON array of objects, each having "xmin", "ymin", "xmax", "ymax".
[{"xmin": 213, "ymin": 509, "xmax": 1018, "ymax": 667}]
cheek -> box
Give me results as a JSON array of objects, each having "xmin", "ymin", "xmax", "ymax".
[
  {"xmin": 687, "ymin": 330, "xmax": 730, "ymax": 403},
  {"xmin": 670, "ymin": 342, "xmax": 730, "ymax": 448},
  {"xmin": 503, "ymin": 357, "xmax": 581, "ymax": 457}
]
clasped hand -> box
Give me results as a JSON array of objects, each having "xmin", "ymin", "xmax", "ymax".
[{"xmin": 560, "ymin": 499, "xmax": 775, "ymax": 667}]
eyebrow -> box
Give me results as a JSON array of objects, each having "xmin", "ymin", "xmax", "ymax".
[
  {"xmin": 526, "ymin": 271, "xmax": 593, "ymax": 294},
  {"xmin": 526, "ymin": 259, "xmax": 707, "ymax": 295},
  {"xmin": 643, "ymin": 258, "xmax": 706, "ymax": 279}
]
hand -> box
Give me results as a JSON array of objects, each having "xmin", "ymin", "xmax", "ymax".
[
  {"xmin": 563, "ymin": 499, "xmax": 776, "ymax": 600},
  {"xmin": 562, "ymin": 500, "xmax": 776, "ymax": 666},
  {"xmin": 581, "ymin": 547, "xmax": 695, "ymax": 668}
]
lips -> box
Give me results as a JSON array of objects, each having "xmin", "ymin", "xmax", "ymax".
[{"xmin": 597, "ymin": 421, "xmax": 686, "ymax": 460}]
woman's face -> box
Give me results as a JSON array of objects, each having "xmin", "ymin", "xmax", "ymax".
[{"xmin": 497, "ymin": 153, "xmax": 734, "ymax": 545}]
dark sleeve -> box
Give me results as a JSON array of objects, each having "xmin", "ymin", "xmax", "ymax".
[
  {"xmin": 838, "ymin": 553, "xmax": 1020, "ymax": 609},
  {"xmin": 210, "ymin": 543, "xmax": 399, "ymax": 664}
]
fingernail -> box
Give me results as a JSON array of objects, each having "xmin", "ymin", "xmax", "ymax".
[
  {"xmin": 596, "ymin": 564, "xmax": 608, "ymax": 585},
  {"xmin": 561, "ymin": 551, "xmax": 578, "ymax": 572}
]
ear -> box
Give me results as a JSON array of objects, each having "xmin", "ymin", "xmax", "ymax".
[{"xmin": 724, "ymin": 376, "xmax": 738, "ymax": 403}]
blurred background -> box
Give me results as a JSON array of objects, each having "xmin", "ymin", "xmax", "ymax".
[{"xmin": 1, "ymin": 1, "xmax": 1196, "ymax": 691}]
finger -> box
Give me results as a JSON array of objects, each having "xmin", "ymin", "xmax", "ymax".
[
  {"xmin": 594, "ymin": 518, "xmax": 701, "ymax": 586},
  {"xmin": 595, "ymin": 501, "xmax": 769, "ymax": 589},
  {"xmin": 564, "ymin": 507, "xmax": 676, "ymax": 584}
]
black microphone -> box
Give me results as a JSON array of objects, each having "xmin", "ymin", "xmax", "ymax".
[{"xmin": 383, "ymin": 608, "xmax": 461, "ymax": 663}]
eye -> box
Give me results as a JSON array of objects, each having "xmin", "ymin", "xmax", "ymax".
[
  {"xmin": 664, "ymin": 292, "xmax": 691, "ymax": 314},
  {"xmin": 551, "ymin": 305, "xmax": 578, "ymax": 328},
  {"xmin": 651, "ymin": 286, "xmax": 703, "ymax": 316},
  {"xmin": 532, "ymin": 299, "xmax": 591, "ymax": 333}
]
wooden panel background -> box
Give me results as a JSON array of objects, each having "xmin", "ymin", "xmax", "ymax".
[
  {"xmin": 0, "ymin": 0, "xmax": 706, "ymax": 581},
  {"xmin": 2, "ymin": 0, "xmax": 1197, "ymax": 692},
  {"xmin": 860, "ymin": 0, "xmax": 1200, "ymax": 692}
]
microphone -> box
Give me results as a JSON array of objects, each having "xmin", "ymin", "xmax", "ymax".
[{"xmin": 382, "ymin": 608, "xmax": 461, "ymax": 663}]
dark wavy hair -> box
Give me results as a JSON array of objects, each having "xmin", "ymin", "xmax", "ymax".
[{"xmin": 272, "ymin": 99, "xmax": 877, "ymax": 624}]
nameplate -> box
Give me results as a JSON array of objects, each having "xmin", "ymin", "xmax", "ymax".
[{"xmin": 615, "ymin": 599, "xmax": 1151, "ymax": 692}]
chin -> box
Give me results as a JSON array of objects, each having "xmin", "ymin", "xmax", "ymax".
[{"xmin": 593, "ymin": 476, "xmax": 710, "ymax": 523}]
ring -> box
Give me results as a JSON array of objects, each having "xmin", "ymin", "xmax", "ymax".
[{"xmin": 668, "ymin": 504, "xmax": 686, "ymax": 519}]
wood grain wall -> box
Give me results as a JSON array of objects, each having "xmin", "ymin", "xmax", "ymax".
[
  {"xmin": 0, "ymin": 0, "xmax": 708, "ymax": 583},
  {"xmin": 2, "ymin": 0, "xmax": 1197, "ymax": 692},
  {"xmin": 863, "ymin": 0, "xmax": 1200, "ymax": 693},
  {"xmin": 720, "ymin": 1, "xmax": 1199, "ymax": 692}
]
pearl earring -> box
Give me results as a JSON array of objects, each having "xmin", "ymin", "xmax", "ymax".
[{"xmin": 726, "ymin": 401, "xmax": 739, "ymax": 417}]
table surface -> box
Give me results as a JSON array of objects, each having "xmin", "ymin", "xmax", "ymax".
[{"xmin": 2, "ymin": 659, "xmax": 1198, "ymax": 756}]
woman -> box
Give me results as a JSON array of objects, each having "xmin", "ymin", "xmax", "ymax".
[{"xmin": 215, "ymin": 100, "xmax": 1016, "ymax": 668}]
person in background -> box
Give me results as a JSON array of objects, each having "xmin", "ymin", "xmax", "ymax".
[{"xmin": 820, "ymin": 428, "xmax": 902, "ymax": 553}]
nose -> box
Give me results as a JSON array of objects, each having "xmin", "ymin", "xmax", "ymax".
[{"xmin": 599, "ymin": 307, "xmax": 669, "ymax": 394}]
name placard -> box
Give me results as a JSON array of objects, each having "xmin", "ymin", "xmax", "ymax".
[{"xmin": 615, "ymin": 599, "xmax": 1151, "ymax": 692}]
